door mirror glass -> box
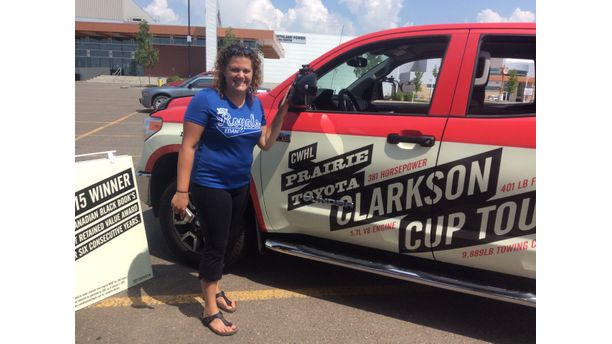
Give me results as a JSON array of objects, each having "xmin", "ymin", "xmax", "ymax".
[{"xmin": 381, "ymin": 77, "xmax": 397, "ymax": 99}]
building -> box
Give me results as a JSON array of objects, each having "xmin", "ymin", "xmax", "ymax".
[
  {"xmin": 75, "ymin": 0, "xmax": 283, "ymax": 81},
  {"xmin": 263, "ymin": 32, "xmax": 356, "ymax": 85},
  {"xmin": 76, "ymin": 0, "xmax": 153, "ymax": 23},
  {"xmin": 76, "ymin": 21, "xmax": 284, "ymax": 80},
  {"xmin": 75, "ymin": 0, "xmax": 356, "ymax": 88}
]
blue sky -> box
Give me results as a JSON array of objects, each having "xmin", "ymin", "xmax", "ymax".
[{"xmin": 134, "ymin": 0, "xmax": 535, "ymax": 36}]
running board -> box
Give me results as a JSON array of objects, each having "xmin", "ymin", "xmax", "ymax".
[{"xmin": 265, "ymin": 239, "xmax": 535, "ymax": 307}]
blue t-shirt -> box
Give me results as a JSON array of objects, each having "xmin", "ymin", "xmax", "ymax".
[{"xmin": 184, "ymin": 88, "xmax": 266, "ymax": 189}]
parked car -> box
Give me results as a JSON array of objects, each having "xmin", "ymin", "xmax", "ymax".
[
  {"xmin": 139, "ymin": 74, "xmax": 214, "ymax": 110},
  {"xmin": 164, "ymin": 71, "xmax": 214, "ymax": 87},
  {"xmin": 137, "ymin": 23, "xmax": 536, "ymax": 307}
]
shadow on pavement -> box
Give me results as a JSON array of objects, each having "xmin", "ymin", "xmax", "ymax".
[
  {"xmin": 130, "ymin": 208, "xmax": 203, "ymax": 318},
  {"xmin": 140, "ymin": 209, "xmax": 177, "ymax": 262},
  {"xmin": 131, "ymin": 207, "xmax": 535, "ymax": 343},
  {"xmin": 227, "ymin": 251, "xmax": 536, "ymax": 344},
  {"xmin": 127, "ymin": 263, "xmax": 203, "ymax": 320}
]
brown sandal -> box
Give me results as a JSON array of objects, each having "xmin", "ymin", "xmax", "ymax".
[
  {"xmin": 201, "ymin": 311, "xmax": 238, "ymax": 336},
  {"xmin": 216, "ymin": 290, "xmax": 237, "ymax": 313}
]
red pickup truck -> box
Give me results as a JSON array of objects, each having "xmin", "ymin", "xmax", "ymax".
[{"xmin": 137, "ymin": 23, "xmax": 536, "ymax": 307}]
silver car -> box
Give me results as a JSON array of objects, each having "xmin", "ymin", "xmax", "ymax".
[{"xmin": 139, "ymin": 75, "xmax": 214, "ymax": 110}]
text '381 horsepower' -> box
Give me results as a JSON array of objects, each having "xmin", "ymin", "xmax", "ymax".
[{"xmin": 74, "ymin": 169, "xmax": 142, "ymax": 260}]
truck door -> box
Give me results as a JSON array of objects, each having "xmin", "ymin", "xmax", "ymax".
[
  {"xmin": 433, "ymin": 30, "xmax": 536, "ymax": 278},
  {"xmin": 259, "ymin": 30, "xmax": 468, "ymax": 261}
]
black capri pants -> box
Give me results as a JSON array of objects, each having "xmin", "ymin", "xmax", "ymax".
[{"xmin": 190, "ymin": 183, "xmax": 249, "ymax": 282}]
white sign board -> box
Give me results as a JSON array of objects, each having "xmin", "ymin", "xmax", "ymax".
[
  {"xmin": 276, "ymin": 34, "xmax": 307, "ymax": 44},
  {"xmin": 75, "ymin": 154, "xmax": 153, "ymax": 310}
]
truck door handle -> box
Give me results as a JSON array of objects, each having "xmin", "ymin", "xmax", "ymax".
[{"xmin": 387, "ymin": 133, "xmax": 435, "ymax": 147}]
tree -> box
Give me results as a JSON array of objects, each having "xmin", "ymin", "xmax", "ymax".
[
  {"xmin": 504, "ymin": 69, "xmax": 519, "ymax": 98},
  {"xmin": 432, "ymin": 65, "xmax": 439, "ymax": 80},
  {"xmin": 392, "ymin": 91, "xmax": 413, "ymax": 101},
  {"xmin": 411, "ymin": 71, "xmax": 424, "ymax": 101},
  {"xmin": 221, "ymin": 27, "xmax": 239, "ymax": 48},
  {"xmin": 134, "ymin": 21, "xmax": 159, "ymax": 85},
  {"xmin": 429, "ymin": 65, "xmax": 439, "ymax": 99}
]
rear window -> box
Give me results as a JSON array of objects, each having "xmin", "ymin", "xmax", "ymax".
[{"xmin": 468, "ymin": 35, "xmax": 535, "ymax": 116}]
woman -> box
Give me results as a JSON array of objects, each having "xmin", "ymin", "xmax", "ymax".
[{"xmin": 171, "ymin": 43, "xmax": 290, "ymax": 336}]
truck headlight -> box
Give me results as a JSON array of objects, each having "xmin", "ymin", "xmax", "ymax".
[{"xmin": 144, "ymin": 116, "xmax": 163, "ymax": 140}]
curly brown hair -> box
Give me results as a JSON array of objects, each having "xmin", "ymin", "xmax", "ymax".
[{"xmin": 213, "ymin": 43, "xmax": 262, "ymax": 101}]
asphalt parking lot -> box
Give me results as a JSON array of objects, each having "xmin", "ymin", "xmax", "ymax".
[{"xmin": 74, "ymin": 81, "xmax": 535, "ymax": 343}]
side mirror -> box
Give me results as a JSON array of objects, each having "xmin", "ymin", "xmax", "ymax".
[
  {"xmin": 187, "ymin": 83, "xmax": 194, "ymax": 89},
  {"xmin": 347, "ymin": 57, "xmax": 368, "ymax": 68},
  {"xmin": 381, "ymin": 76, "xmax": 397, "ymax": 100},
  {"xmin": 289, "ymin": 65, "xmax": 318, "ymax": 109}
]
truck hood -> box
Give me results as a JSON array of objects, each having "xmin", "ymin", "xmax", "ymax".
[{"xmin": 152, "ymin": 93, "xmax": 276, "ymax": 123}]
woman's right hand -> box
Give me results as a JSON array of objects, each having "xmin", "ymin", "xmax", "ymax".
[{"xmin": 171, "ymin": 192, "xmax": 190, "ymax": 216}]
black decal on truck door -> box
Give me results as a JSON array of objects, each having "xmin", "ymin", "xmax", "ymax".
[
  {"xmin": 282, "ymin": 144, "xmax": 373, "ymax": 210},
  {"xmin": 398, "ymin": 190, "xmax": 535, "ymax": 253},
  {"xmin": 330, "ymin": 148, "xmax": 502, "ymax": 231}
]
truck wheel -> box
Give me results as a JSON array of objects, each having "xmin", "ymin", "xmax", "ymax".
[{"xmin": 158, "ymin": 179, "xmax": 247, "ymax": 268}]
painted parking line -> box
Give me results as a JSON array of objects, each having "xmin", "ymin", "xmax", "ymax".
[
  {"xmin": 84, "ymin": 134, "xmax": 144, "ymax": 138},
  {"xmin": 75, "ymin": 121, "xmax": 114, "ymax": 124},
  {"xmin": 90, "ymin": 285, "xmax": 410, "ymax": 308},
  {"xmin": 76, "ymin": 111, "xmax": 140, "ymax": 141},
  {"xmin": 76, "ymin": 120, "xmax": 143, "ymax": 124}
]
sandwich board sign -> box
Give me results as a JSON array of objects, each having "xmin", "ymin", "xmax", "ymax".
[{"xmin": 75, "ymin": 152, "xmax": 153, "ymax": 310}]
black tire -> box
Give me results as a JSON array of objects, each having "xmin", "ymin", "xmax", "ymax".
[
  {"xmin": 158, "ymin": 179, "xmax": 247, "ymax": 268},
  {"xmin": 152, "ymin": 95, "xmax": 170, "ymax": 110}
]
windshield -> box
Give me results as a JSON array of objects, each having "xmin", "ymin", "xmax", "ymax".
[{"xmin": 317, "ymin": 53, "xmax": 389, "ymax": 94}]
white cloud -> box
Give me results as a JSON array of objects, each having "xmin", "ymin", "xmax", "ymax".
[
  {"xmin": 477, "ymin": 9, "xmax": 504, "ymax": 23},
  {"xmin": 220, "ymin": 0, "xmax": 355, "ymax": 35},
  {"xmin": 285, "ymin": 0, "xmax": 354, "ymax": 35},
  {"xmin": 509, "ymin": 8, "xmax": 536, "ymax": 22},
  {"xmin": 144, "ymin": 0, "xmax": 179, "ymax": 23},
  {"xmin": 219, "ymin": 0, "xmax": 284, "ymax": 30},
  {"xmin": 339, "ymin": 0, "xmax": 403, "ymax": 33},
  {"xmin": 477, "ymin": 8, "xmax": 535, "ymax": 23},
  {"xmin": 246, "ymin": 0, "xmax": 286, "ymax": 30}
]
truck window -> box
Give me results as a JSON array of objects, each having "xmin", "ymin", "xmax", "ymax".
[
  {"xmin": 468, "ymin": 35, "xmax": 536, "ymax": 116},
  {"xmin": 310, "ymin": 36, "xmax": 449, "ymax": 115},
  {"xmin": 384, "ymin": 58, "xmax": 442, "ymax": 104}
]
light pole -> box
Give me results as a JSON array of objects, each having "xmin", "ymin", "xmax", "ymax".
[
  {"xmin": 524, "ymin": 75, "xmax": 531, "ymax": 102},
  {"xmin": 498, "ymin": 65, "xmax": 508, "ymax": 101},
  {"xmin": 187, "ymin": 0, "xmax": 192, "ymax": 77}
]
